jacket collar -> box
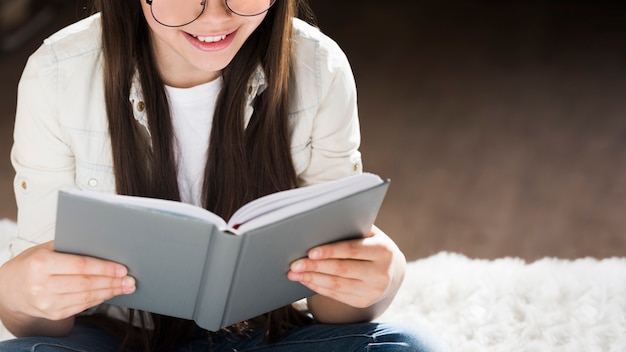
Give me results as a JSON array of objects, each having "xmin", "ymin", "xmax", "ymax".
[{"xmin": 128, "ymin": 65, "xmax": 267, "ymax": 137}]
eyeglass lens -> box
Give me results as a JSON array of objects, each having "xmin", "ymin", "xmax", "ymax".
[{"xmin": 150, "ymin": 0, "xmax": 276, "ymax": 27}]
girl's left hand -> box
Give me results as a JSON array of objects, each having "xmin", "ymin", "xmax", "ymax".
[{"xmin": 287, "ymin": 225, "xmax": 406, "ymax": 309}]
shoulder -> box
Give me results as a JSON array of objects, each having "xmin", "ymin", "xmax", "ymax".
[
  {"xmin": 16, "ymin": 13, "xmax": 109, "ymax": 160},
  {"xmin": 44, "ymin": 13, "xmax": 102, "ymax": 59},
  {"xmin": 291, "ymin": 18, "xmax": 338, "ymax": 50},
  {"xmin": 291, "ymin": 18, "xmax": 352, "ymax": 76},
  {"xmin": 19, "ymin": 13, "xmax": 104, "ymax": 115},
  {"xmin": 289, "ymin": 18, "xmax": 355, "ymax": 109},
  {"xmin": 27, "ymin": 13, "xmax": 102, "ymax": 72}
]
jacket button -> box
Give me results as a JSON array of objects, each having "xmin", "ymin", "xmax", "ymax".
[
  {"xmin": 21, "ymin": 181, "xmax": 27, "ymax": 190},
  {"xmin": 88, "ymin": 178, "xmax": 98, "ymax": 188},
  {"xmin": 137, "ymin": 101, "xmax": 145, "ymax": 112}
]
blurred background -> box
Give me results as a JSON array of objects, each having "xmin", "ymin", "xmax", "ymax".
[{"xmin": 1, "ymin": 0, "xmax": 626, "ymax": 261}]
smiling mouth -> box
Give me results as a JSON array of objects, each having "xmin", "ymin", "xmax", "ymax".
[{"xmin": 190, "ymin": 34, "xmax": 227, "ymax": 43}]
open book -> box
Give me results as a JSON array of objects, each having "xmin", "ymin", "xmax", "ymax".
[{"xmin": 54, "ymin": 173, "xmax": 390, "ymax": 331}]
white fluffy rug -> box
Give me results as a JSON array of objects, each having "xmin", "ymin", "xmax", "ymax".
[
  {"xmin": 378, "ymin": 253, "xmax": 626, "ymax": 351},
  {"xmin": 1, "ymin": 219, "xmax": 626, "ymax": 351}
]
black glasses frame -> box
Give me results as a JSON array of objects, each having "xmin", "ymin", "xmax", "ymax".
[{"xmin": 145, "ymin": 0, "xmax": 276, "ymax": 28}]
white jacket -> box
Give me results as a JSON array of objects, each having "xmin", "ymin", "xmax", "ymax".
[{"xmin": 10, "ymin": 14, "xmax": 362, "ymax": 256}]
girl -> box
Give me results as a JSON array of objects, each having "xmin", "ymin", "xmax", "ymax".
[{"xmin": 0, "ymin": 0, "xmax": 450, "ymax": 350}]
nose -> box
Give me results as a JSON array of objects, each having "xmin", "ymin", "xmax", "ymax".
[{"xmin": 197, "ymin": 0, "xmax": 232, "ymax": 21}]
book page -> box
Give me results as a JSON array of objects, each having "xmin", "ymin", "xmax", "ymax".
[
  {"xmin": 62, "ymin": 190, "xmax": 227, "ymax": 228},
  {"xmin": 230, "ymin": 173, "xmax": 384, "ymax": 233}
]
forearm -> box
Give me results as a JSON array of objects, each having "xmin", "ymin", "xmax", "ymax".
[{"xmin": 307, "ymin": 289, "xmax": 398, "ymax": 324}]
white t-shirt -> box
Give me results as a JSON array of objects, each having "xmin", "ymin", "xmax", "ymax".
[{"xmin": 165, "ymin": 78, "xmax": 223, "ymax": 206}]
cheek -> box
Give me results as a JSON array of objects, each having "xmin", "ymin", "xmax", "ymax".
[
  {"xmin": 243, "ymin": 15, "xmax": 268, "ymax": 38},
  {"xmin": 141, "ymin": 3, "xmax": 177, "ymax": 42}
]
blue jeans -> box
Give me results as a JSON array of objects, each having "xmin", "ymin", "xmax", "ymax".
[{"xmin": 0, "ymin": 321, "xmax": 450, "ymax": 351}]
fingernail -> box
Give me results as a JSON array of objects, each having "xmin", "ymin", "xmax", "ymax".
[
  {"xmin": 291, "ymin": 261, "xmax": 304, "ymax": 272},
  {"xmin": 289, "ymin": 272, "xmax": 303, "ymax": 281},
  {"xmin": 123, "ymin": 276, "xmax": 135, "ymax": 288},
  {"xmin": 309, "ymin": 248, "xmax": 322, "ymax": 259},
  {"xmin": 116, "ymin": 266, "xmax": 128, "ymax": 277}
]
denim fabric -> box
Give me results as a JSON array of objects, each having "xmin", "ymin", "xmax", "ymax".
[
  {"xmin": 0, "ymin": 322, "xmax": 450, "ymax": 352},
  {"xmin": 0, "ymin": 324, "xmax": 129, "ymax": 352}
]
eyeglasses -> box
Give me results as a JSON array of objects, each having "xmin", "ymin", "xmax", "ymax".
[{"xmin": 145, "ymin": 0, "xmax": 277, "ymax": 27}]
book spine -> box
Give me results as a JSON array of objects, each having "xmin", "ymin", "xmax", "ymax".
[{"xmin": 193, "ymin": 229, "xmax": 243, "ymax": 331}]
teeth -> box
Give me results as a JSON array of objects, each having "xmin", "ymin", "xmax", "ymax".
[{"xmin": 192, "ymin": 34, "xmax": 226, "ymax": 43}]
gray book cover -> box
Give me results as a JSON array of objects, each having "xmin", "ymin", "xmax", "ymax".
[{"xmin": 54, "ymin": 174, "xmax": 390, "ymax": 331}]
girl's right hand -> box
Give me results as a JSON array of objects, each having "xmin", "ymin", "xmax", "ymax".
[{"xmin": 0, "ymin": 240, "xmax": 135, "ymax": 336}]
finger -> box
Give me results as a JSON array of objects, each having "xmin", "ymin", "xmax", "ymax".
[
  {"xmin": 289, "ymin": 259, "xmax": 389, "ymax": 298},
  {"xmin": 290, "ymin": 258, "xmax": 374, "ymax": 281},
  {"xmin": 61, "ymin": 283, "xmax": 135, "ymax": 308},
  {"xmin": 289, "ymin": 269, "xmax": 363, "ymax": 295},
  {"xmin": 33, "ymin": 284, "xmax": 135, "ymax": 320},
  {"xmin": 45, "ymin": 251, "xmax": 128, "ymax": 278},
  {"xmin": 47, "ymin": 275, "xmax": 136, "ymax": 295},
  {"xmin": 308, "ymin": 236, "xmax": 389, "ymax": 262},
  {"xmin": 293, "ymin": 272, "xmax": 378, "ymax": 308}
]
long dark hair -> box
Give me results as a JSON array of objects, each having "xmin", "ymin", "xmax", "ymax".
[{"xmin": 91, "ymin": 0, "xmax": 316, "ymax": 350}]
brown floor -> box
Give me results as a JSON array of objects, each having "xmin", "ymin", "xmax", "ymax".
[{"xmin": 1, "ymin": 1, "xmax": 626, "ymax": 261}]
